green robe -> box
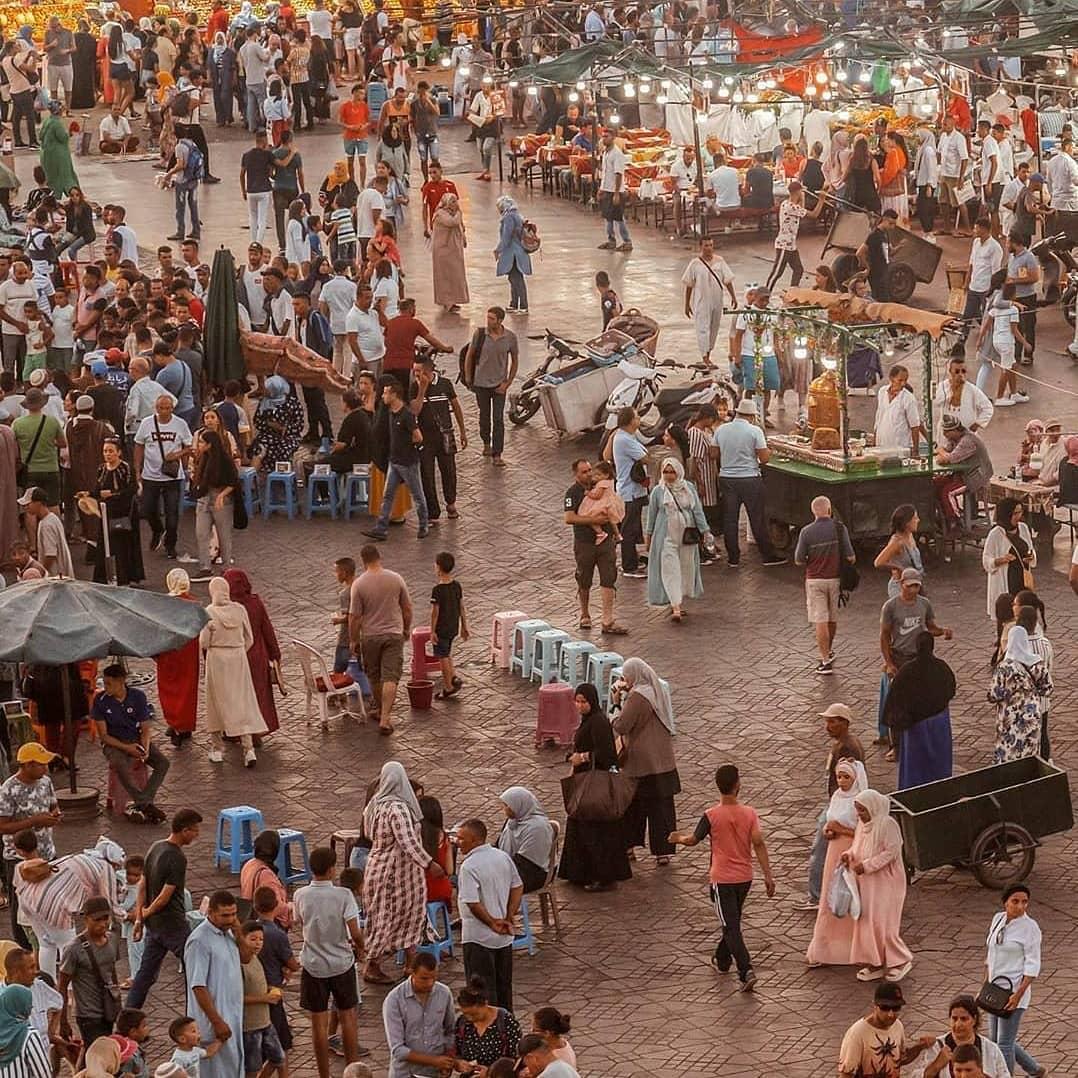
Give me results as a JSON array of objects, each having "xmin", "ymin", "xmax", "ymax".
[{"xmin": 38, "ymin": 114, "xmax": 80, "ymax": 199}]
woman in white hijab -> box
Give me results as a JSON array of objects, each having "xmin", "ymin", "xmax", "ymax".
[
  {"xmin": 361, "ymin": 762, "xmax": 439, "ymax": 984},
  {"xmin": 643, "ymin": 457, "xmax": 711, "ymax": 621},
  {"xmin": 199, "ymin": 576, "xmax": 267, "ymax": 768},
  {"xmin": 806, "ymin": 758, "xmax": 868, "ymax": 968},
  {"xmin": 612, "ymin": 658, "xmax": 680, "ymax": 866},
  {"xmin": 496, "ymin": 787, "xmax": 553, "ymax": 893},
  {"xmin": 912, "ymin": 126, "xmax": 939, "ymax": 236},
  {"xmin": 840, "ymin": 789, "xmax": 913, "ymax": 983},
  {"xmin": 989, "ymin": 615, "xmax": 1052, "ymax": 764}
]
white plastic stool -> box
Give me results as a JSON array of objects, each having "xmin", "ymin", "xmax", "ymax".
[{"xmin": 490, "ymin": 610, "xmax": 528, "ymax": 669}]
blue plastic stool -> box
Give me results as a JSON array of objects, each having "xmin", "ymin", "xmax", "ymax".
[
  {"xmin": 263, "ymin": 471, "xmax": 298, "ymax": 520},
  {"xmin": 342, "ymin": 469, "xmax": 370, "ymax": 520},
  {"xmin": 530, "ymin": 629, "xmax": 570, "ymax": 685},
  {"xmin": 396, "ymin": 900, "xmax": 453, "ymax": 964},
  {"xmin": 508, "ymin": 619, "xmax": 551, "ymax": 679},
  {"xmin": 556, "ymin": 640, "xmax": 597, "ymax": 685},
  {"xmin": 305, "ymin": 473, "xmax": 339, "ymax": 519},
  {"xmin": 214, "ymin": 806, "xmax": 265, "ymax": 872},
  {"xmin": 275, "ymin": 828, "xmax": 312, "ymax": 885},
  {"xmin": 587, "ymin": 651, "xmax": 624, "ymax": 705},
  {"xmin": 513, "ymin": 899, "xmax": 538, "ymax": 956},
  {"xmin": 238, "ymin": 467, "xmax": 260, "ymax": 519}
]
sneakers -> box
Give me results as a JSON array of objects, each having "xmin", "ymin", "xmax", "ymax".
[
  {"xmin": 361, "ymin": 529, "xmax": 387, "ymax": 541},
  {"xmin": 814, "ymin": 659, "xmax": 835, "ymax": 675},
  {"xmin": 739, "ymin": 970, "xmax": 757, "ymax": 993},
  {"xmin": 994, "ymin": 396, "xmax": 1015, "ymax": 407},
  {"xmin": 597, "ymin": 240, "xmax": 617, "ymax": 250},
  {"xmin": 150, "ymin": 531, "xmax": 164, "ymax": 553},
  {"xmin": 622, "ymin": 569, "xmax": 648, "ymax": 579},
  {"xmin": 417, "ymin": 528, "xmax": 429, "ymax": 539},
  {"xmin": 139, "ymin": 803, "xmax": 167, "ymax": 824},
  {"xmin": 1011, "ymin": 391, "xmax": 1030, "ymax": 403},
  {"xmin": 762, "ymin": 557, "xmax": 788, "ymax": 566},
  {"xmin": 328, "ymin": 1034, "xmax": 344, "ymax": 1057},
  {"xmin": 176, "ymin": 553, "xmax": 198, "ymax": 564},
  {"xmin": 794, "ymin": 900, "xmax": 819, "ymax": 911},
  {"xmin": 124, "ymin": 806, "xmax": 147, "ymax": 824},
  {"xmin": 617, "ymin": 243, "xmax": 633, "ymax": 252},
  {"xmin": 244, "ymin": 749, "xmax": 257, "ymax": 768},
  {"xmin": 208, "ymin": 749, "xmax": 224, "ymax": 764}
]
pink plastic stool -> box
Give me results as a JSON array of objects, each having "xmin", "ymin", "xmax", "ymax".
[
  {"xmin": 535, "ymin": 683, "xmax": 579, "ymax": 748},
  {"xmin": 106, "ymin": 758, "xmax": 149, "ymax": 815},
  {"xmin": 410, "ymin": 627, "xmax": 442, "ymax": 682},
  {"xmin": 490, "ymin": 610, "xmax": 528, "ymax": 668}
]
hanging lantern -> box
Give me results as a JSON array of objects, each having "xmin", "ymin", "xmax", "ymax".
[
  {"xmin": 815, "ymin": 70, "xmax": 828, "ymax": 85},
  {"xmin": 610, "ymin": 112, "xmax": 622, "ymax": 126}
]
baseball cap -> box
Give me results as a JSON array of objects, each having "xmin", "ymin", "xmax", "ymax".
[
  {"xmin": 1045, "ymin": 417, "xmax": 1062, "ymax": 430},
  {"xmin": 874, "ymin": 982, "xmax": 905, "ymax": 1006},
  {"xmin": 1030, "ymin": 172, "xmax": 1046, "ymax": 183},
  {"xmin": 819, "ymin": 703, "xmax": 852, "ymax": 721},
  {"xmin": 105, "ymin": 348, "xmax": 128, "ymax": 364},
  {"xmin": 900, "ymin": 567, "xmax": 923, "ymax": 585},
  {"xmin": 16, "ymin": 742, "xmax": 57, "ymax": 765},
  {"xmin": 16, "ymin": 486, "xmax": 47, "ymax": 507},
  {"xmin": 89, "ymin": 359, "xmax": 109, "ymax": 377}
]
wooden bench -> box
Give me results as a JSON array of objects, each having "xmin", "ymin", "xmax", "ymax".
[{"xmin": 697, "ymin": 201, "xmax": 778, "ymax": 237}]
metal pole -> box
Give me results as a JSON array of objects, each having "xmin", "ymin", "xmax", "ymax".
[
  {"xmin": 101, "ymin": 500, "xmax": 116, "ymax": 586},
  {"xmin": 60, "ymin": 665, "xmax": 76, "ymax": 795},
  {"xmin": 923, "ymin": 331, "xmax": 935, "ymax": 472},
  {"xmin": 839, "ymin": 328, "xmax": 850, "ymax": 465}
]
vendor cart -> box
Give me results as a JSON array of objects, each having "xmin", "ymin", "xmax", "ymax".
[
  {"xmin": 823, "ymin": 209, "xmax": 943, "ymax": 303},
  {"xmin": 890, "ymin": 757, "xmax": 1073, "ymax": 889}
]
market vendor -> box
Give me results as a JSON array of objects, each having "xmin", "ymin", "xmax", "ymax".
[
  {"xmin": 933, "ymin": 414, "xmax": 994, "ymax": 528},
  {"xmin": 555, "ymin": 104, "xmax": 584, "ymax": 145}
]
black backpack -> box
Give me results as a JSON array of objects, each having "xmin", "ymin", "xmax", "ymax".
[{"xmin": 458, "ymin": 328, "xmax": 485, "ymax": 385}]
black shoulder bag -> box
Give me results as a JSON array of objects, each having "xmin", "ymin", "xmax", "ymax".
[
  {"xmin": 835, "ymin": 519, "xmax": 860, "ymax": 606},
  {"xmin": 15, "ymin": 415, "xmax": 47, "ymax": 488},
  {"xmin": 153, "ymin": 416, "xmax": 181, "ymax": 479},
  {"xmin": 80, "ymin": 932, "xmax": 121, "ymax": 1025}
]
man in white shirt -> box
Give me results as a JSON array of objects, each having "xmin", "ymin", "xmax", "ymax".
[
  {"xmin": 1000, "ymin": 161, "xmax": 1029, "ymax": 238},
  {"xmin": 583, "ymin": 4, "xmax": 606, "ymax": 41},
  {"xmin": 933, "ymin": 354, "xmax": 994, "ymax": 439},
  {"xmin": 669, "ymin": 146, "xmax": 697, "ymax": 235},
  {"xmin": 318, "ymin": 264, "xmax": 359, "ymax": 373},
  {"xmin": 237, "ymin": 243, "xmax": 268, "ymax": 331},
  {"xmin": 305, "ymin": 0, "xmax": 334, "ymax": 45},
  {"xmin": 355, "ymin": 177, "xmax": 387, "ymax": 260},
  {"xmin": 105, "ymin": 206, "xmax": 139, "ymax": 264},
  {"xmin": 682, "ymin": 237, "xmax": 736, "ymax": 367},
  {"xmin": 239, "ymin": 27, "xmax": 272, "ymax": 133},
  {"xmin": 125, "ymin": 356, "xmax": 174, "ymax": 439},
  {"xmin": 961, "ymin": 216, "xmax": 1003, "ymax": 343},
  {"xmin": 133, "ymin": 394, "xmax": 193, "ymax": 559},
  {"xmin": 937, "ymin": 115, "xmax": 971, "ymax": 234},
  {"xmin": 99, "ymin": 103, "xmax": 139, "ymax": 154},
  {"xmin": 976, "ymin": 120, "xmax": 1000, "ymax": 223},
  {"xmin": 652, "ymin": 18, "xmax": 680, "ymax": 60},
  {"xmin": 891, "ymin": 64, "xmax": 926, "ymax": 119},
  {"xmin": 345, "ymin": 283, "xmax": 385, "ymax": 379},
  {"xmin": 597, "ymin": 130, "xmax": 631, "ymax": 252},
  {"xmin": 1045, "ymin": 137, "xmax": 1078, "ymax": 241},
  {"xmin": 18, "ymin": 487, "xmax": 73, "ymax": 577},
  {"xmin": 0, "ymin": 260, "xmax": 41, "ymax": 376},
  {"xmin": 707, "ymin": 153, "xmax": 742, "ymax": 210}
]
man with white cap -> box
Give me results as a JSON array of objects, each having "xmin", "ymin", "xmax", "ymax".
[
  {"xmin": 26, "ymin": 369, "xmax": 65, "ymax": 423},
  {"xmin": 17, "ymin": 486, "xmax": 73, "ymax": 577}
]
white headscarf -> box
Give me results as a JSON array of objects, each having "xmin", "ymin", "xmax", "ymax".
[
  {"xmin": 83, "ymin": 836, "xmax": 126, "ymax": 867},
  {"xmin": 206, "ymin": 576, "xmax": 246, "ymax": 632},
  {"xmin": 363, "ymin": 761, "xmax": 422, "ymax": 833},
  {"xmin": 622, "ymin": 657, "xmax": 675, "ymax": 734},
  {"xmin": 853, "ymin": 789, "xmax": 901, "ymax": 863},
  {"xmin": 166, "ymin": 568, "xmax": 191, "ymax": 596},
  {"xmin": 659, "ymin": 457, "xmax": 695, "ymax": 514},
  {"xmin": 825, "ymin": 758, "xmax": 868, "ymax": 827},
  {"xmin": 1004, "ymin": 625, "xmax": 1042, "ymax": 668},
  {"xmin": 497, "ymin": 786, "xmax": 552, "ymax": 867}
]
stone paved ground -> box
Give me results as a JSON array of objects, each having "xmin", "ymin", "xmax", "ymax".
[{"xmin": 13, "ymin": 114, "xmax": 1078, "ymax": 1076}]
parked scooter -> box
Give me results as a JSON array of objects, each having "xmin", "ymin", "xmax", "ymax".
[
  {"xmin": 1031, "ymin": 231, "xmax": 1078, "ymax": 322},
  {"xmin": 508, "ymin": 331, "xmax": 590, "ymax": 425}
]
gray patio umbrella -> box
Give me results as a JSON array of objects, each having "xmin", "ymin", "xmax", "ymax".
[{"xmin": 0, "ymin": 578, "xmax": 208, "ymax": 795}]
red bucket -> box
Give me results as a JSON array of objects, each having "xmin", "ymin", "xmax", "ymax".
[{"xmin": 406, "ymin": 680, "xmax": 434, "ymax": 709}]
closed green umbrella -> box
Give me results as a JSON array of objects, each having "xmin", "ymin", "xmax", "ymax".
[{"xmin": 204, "ymin": 245, "xmax": 245, "ymax": 386}]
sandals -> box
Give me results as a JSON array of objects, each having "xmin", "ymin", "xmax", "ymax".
[
  {"xmin": 856, "ymin": 966, "xmax": 885, "ymax": 981},
  {"xmin": 578, "ymin": 617, "xmax": 593, "ymax": 630},
  {"xmin": 435, "ymin": 681, "xmax": 462, "ymax": 700},
  {"xmin": 601, "ymin": 623, "xmax": 629, "ymax": 636}
]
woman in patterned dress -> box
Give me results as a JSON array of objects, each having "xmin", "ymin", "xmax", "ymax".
[
  {"xmin": 989, "ymin": 623, "xmax": 1052, "ymax": 764},
  {"xmin": 361, "ymin": 762, "xmax": 443, "ymax": 984}
]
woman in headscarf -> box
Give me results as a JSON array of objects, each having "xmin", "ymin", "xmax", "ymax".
[
  {"xmin": 200, "ymin": 576, "xmax": 268, "ymax": 768},
  {"xmin": 361, "ymin": 761, "xmax": 438, "ymax": 984},
  {"xmin": 494, "ymin": 195, "xmax": 532, "ymax": 313},
  {"xmin": 377, "ymin": 116, "xmax": 410, "ymax": 189},
  {"xmin": 74, "ymin": 1035, "xmax": 121, "ymax": 1078},
  {"xmin": 559, "ymin": 683, "xmax": 632, "ymax": 892},
  {"xmin": 153, "ymin": 569, "xmax": 201, "ymax": 746},
  {"xmin": 71, "ymin": 20, "xmax": 98, "ymax": 111},
  {"xmin": 912, "ymin": 126, "xmax": 939, "ymax": 235},
  {"xmin": 224, "ymin": 568, "xmax": 282, "ymax": 736},
  {"xmin": 823, "ymin": 129, "xmax": 851, "ymax": 192},
  {"xmin": 319, "ymin": 159, "xmax": 359, "ymax": 211},
  {"xmin": 611, "ymin": 658, "xmax": 680, "ymax": 866},
  {"xmin": 37, "ymin": 101, "xmax": 80, "ymax": 201},
  {"xmin": 250, "ymin": 375, "xmax": 304, "ymax": 472},
  {"xmin": 496, "ymin": 787, "xmax": 553, "ymax": 893},
  {"xmin": 643, "ymin": 458, "xmax": 711, "ymax": 622},
  {"xmin": 840, "ymin": 789, "xmax": 913, "ymax": 983},
  {"xmin": 989, "ymin": 613, "xmax": 1052, "ymax": 765},
  {"xmin": 884, "ymin": 632, "xmax": 956, "ymax": 790},
  {"xmin": 90, "ymin": 437, "xmax": 143, "ymax": 586},
  {"xmin": 806, "ymin": 757, "xmax": 868, "ymax": 967},
  {"xmin": 239, "ymin": 829, "xmax": 290, "ymax": 928},
  {"xmin": 0, "ymin": 984, "xmax": 50, "ymax": 1076},
  {"xmin": 369, "ymin": 373, "xmax": 412, "ymax": 524},
  {"xmin": 431, "ymin": 192, "xmax": 469, "ymax": 311},
  {"xmin": 207, "ymin": 30, "xmax": 236, "ymax": 126}
]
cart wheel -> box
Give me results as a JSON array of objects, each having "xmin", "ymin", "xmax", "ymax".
[
  {"xmin": 508, "ymin": 395, "xmax": 541, "ymax": 425},
  {"xmin": 970, "ymin": 823, "xmax": 1035, "ymax": 889},
  {"xmin": 883, "ymin": 263, "xmax": 917, "ymax": 303},
  {"xmin": 768, "ymin": 520, "xmax": 794, "ymax": 552},
  {"xmin": 832, "ymin": 253, "xmax": 860, "ymax": 286}
]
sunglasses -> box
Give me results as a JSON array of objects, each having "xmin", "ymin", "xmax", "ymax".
[{"xmin": 877, "ymin": 1004, "xmax": 902, "ymax": 1013}]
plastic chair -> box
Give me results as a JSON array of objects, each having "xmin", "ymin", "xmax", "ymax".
[
  {"xmin": 263, "ymin": 470, "xmax": 298, "ymax": 520},
  {"xmin": 410, "ymin": 627, "xmax": 442, "ymax": 682},
  {"xmin": 490, "ymin": 610, "xmax": 528, "ymax": 669},
  {"xmin": 341, "ymin": 468, "xmax": 370, "ymax": 520},
  {"xmin": 238, "ymin": 467, "xmax": 261, "ymax": 520},
  {"xmin": 292, "ymin": 639, "xmax": 365, "ymax": 729},
  {"xmin": 529, "ymin": 629, "xmax": 570, "ymax": 685},
  {"xmin": 508, "ymin": 619, "xmax": 551, "ymax": 679},
  {"xmin": 214, "ymin": 806, "xmax": 265, "ymax": 872},
  {"xmin": 514, "ymin": 820, "xmax": 561, "ymax": 954},
  {"xmin": 305, "ymin": 472, "xmax": 339, "ymax": 519},
  {"xmin": 275, "ymin": 828, "xmax": 312, "ymax": 885},
  {"xmin": 396, "ymin": 900, "xmax": 454, "ymax": 964},
  {"xmin": 535, "ymin": 683, "xmax": 578, "ymax": 747},
  {"xmin": 556, "ymin": 640, "xmax": 597, "ymax": 685},
  {"xmin": 586, "ymin": 651, "xmax": 624, "ymax": 705}
]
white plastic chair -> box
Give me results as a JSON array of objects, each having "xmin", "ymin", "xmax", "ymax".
[{"xmin": 291, "ymin": 639, "xmax": 365, "ymax": 730}]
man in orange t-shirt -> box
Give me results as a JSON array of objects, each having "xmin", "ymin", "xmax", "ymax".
[
  {"xmin": 339, "ymin": 84, "xmax": 372, "ymax": 185},
  {"xmin": 420, "ymin": 161, "xmax": 459, "ymax": 237}
]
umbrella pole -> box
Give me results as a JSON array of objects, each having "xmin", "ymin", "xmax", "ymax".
[
  {"xmin": 60, "ymin": 665, "xmax": 76, "ymax": 796},
  {"xmin": 101, "ymin": 501, "xmax": 116, "ymax": 586}
]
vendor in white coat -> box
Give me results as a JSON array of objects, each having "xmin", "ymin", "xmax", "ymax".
[
  {"xmin": 933, "ymin": 354, "xmax": 994, "ymax": 439},
  {"xmin": 874, "ymin": 364, "xmax": 925, "ymax": 452},
  {"xmin": 681, "ymin": 236, "xmax": 736, "ymax": 368},
  {"xmin": 450, "ymin": 34, "xmax": 474, "ymax": 119}
]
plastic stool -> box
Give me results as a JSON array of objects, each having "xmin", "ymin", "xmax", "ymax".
[
  {"xmin": 106, "ymin": 758, "xmax": 148, "ymax": 815},
  {"xmin": 490, "ymin": 610, "xmax": 528, "ymax": 669},
  {"xmin": 214, "ymin": 806, "xmax": 265, "ymax": 872},
  {"xmin": 586, "ymin": 651, "xmax": 624, "ymax": 705},
  {"xmin": 396, "ymin": 900, "xmax": 453, "ymax": 964},
  {"xmin": 556, "ymin": 640, "xmax": 597, "ymax": 685},
  {"xmin": 530, "ymin": 629, "xmax": 570, "ymax": 685},
  {"xmin": 275, "ymin": 828, "xmax": 312, "ymax": 885},
  {"xmin": 263, "ymin": 471, "xmax": 298, "ymax": 520},
  {"xmin": 305, "ymin": 473, "xmax": 339, "ymax": 519},
  {"xmin": 513, "ymin": 898, "xmax": 538, "ymax": 955},
  {"xmin": 342, "ymin": 469, "xmax": 370, "ymax": 520},
  {"xmin": 238, "ymin": 467, "xmax": 261, "ymax": 519},
  {"xmin": 330, "ymin": 829, "xmax": 362, "ymax": 870},
  {"xmin": 535, "ymin": 682, "xmax": 578, "ymax": 747},
  {"xmin": 410, "ymin": 627, "xmax": 442, "ymax": 682},
  {"xmin": 509, "ymin": 619, "xmax": 551, "ymax": 679}
]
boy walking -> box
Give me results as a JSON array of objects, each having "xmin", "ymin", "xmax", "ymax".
[
  {"xmin": 239, "ymin": 920, "xmax": 287, "ymax": 1078},
  {"xmin": 595, "ymin": 271, "xmax": 621, "ymax": 329},
  {"xmin": 669, "ymin": 764, "xmax": 775, "ymax": 992},
  {"xmin": 430, "ymin": 552, "xmax": 469, "ymax": 699},
  {"xmin": 253, "ymin": 887, "xmax": 299, "ymax": 1062},
  {"xmin": 331, "ymin": 557, "xmax": 357, "ymax": 675}
]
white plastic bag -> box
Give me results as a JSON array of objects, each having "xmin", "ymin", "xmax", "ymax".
[{"xmin": 827, "ymin": 865, "xmax": 853, "ymax": 918}]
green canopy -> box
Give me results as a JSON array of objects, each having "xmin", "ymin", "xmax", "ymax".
[
  {"xmin": 204, "ymin": 245, "xmax": 245, "ymax": 387},
  {"xmin": 512, "ymin": 40, "xmax": 675, "ymax": 86}
]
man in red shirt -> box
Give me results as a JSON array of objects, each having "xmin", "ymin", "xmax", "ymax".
[
  {"xmin": 669, "ymin": 764, "xmax": 775, "ymax": 992},
  {"xmin": 421, "ymin": 161, "xmax": 459, "ymax": 237},
  {"xmin": 204, "ymin": 0, "xmax": 229, "ymax": 43},
  {"xmin": 381, "ymin": 299, "xmax": 452, "ymax": 379}
]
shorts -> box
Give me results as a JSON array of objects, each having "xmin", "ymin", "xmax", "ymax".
[
  {"xmin": 995, "ymin": 336, "xmax": 1016, "ymax": 369},
  {"xmin": 737, "ymin": 353, "xmax": 780, "ymax": 391},
  {"xmin": 805, "ymin": 577, "xmax": 840, "ymax": 624},
  {"xmin": 243, "ymin": 1024, "xmax": 285, "ymax": 1072},
  {"xmin": 432, "ymin": 634, "xmax": 455, "ymax": 658},
  {"xmin": 344, "ymin": 27, "xmax": 363, "ymax": 49},
  {"xmin": 300, "ymin": 966, "xmax": 359, "ymax": 1013},
  {"xmin": 985, "ymin": 183, "xmax": 1003, "ymax": 212},
  {"xmin": 417, "ymin": 134, "xmax": 439, "ymax": 161},
  {"xmin": 361, "ymin": 634, "xmax": 404, "ymax": 683},
  {"xmin": 25, "ymin": 471, "xmax": 61, "ymax": 506},
  {"xmin": 109, "ymin": 62, "xmax": 133, "ymax": 82},
  {"xmin": 939, "ymin": 177, "xmax": 961, "ymax": 206},
  {"xmin": 343, "ymin": 138, "xmax": 368, "ymax": 157},
  {"xmin": 574, "ymin": 537, "xmax": 618, "ymax": 590}
]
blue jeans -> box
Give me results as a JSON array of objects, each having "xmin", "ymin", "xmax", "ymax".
[
  {"xmin": 333, "ymin": 643, "xmax": 351, "ymax": 674},
  {"xmin": 989, "ymin": 1009, "xmax": 1040, "ymax": 1075},
  {"xmin": 374, "ymin": 461, "xmax": 428, "ymax": 532},
  {"xmin": 174, "ymin": 182, "xmax": 199, "ymax": 238},
  {"xmin": 807, "ymin": 809, "xmax": 827, "ymax": 903},
  {"xmin": 507, "ymin": 262, "xmax": 528, "ymax": 310},
  {"xmin": 246, "ymin": 83, "xmax": 267, "ymax": 132},
  {"xmin": 126, "ymin": 921, "xmax": 191, "ymax": 1008}
]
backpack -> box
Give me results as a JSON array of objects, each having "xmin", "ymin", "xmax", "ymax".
[
  {"xmin": 458, "ymin": 328, "xmax": 485, "ymax": 385},
  {"xmin": 178, "ymin": 139, "xmax": 205, "ymax": 185},
  {"xmin": 521, "ymin": 219, "xmax": 541, "ymax": 253}
]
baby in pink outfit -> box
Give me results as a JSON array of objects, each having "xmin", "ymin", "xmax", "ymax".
[{"xmin": 579, "ymin": 460, "xmax": 625, "ymax": 543}]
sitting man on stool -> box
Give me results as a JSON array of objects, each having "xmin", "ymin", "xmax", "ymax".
[
  {"xmin": 99, "ymin": 104, "xmax": 140, "ymax": 155},
  {"xmin": 91, "ymin": 664, "xmax": 169, "ymax": 824}
]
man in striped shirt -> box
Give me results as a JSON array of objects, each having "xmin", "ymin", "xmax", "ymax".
[{"xmin": 686, "ymin": 403, "xmax": 723, "ymax": 563}]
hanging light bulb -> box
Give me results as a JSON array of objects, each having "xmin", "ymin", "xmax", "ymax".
[
  {"xmin": 623, "ymin": 82, "xmax": 636, "ymax": 97},
  {"xmin": 656, "ymin": 94, "xmax": 668, "ymax": 105},
  {"xmin": 821, "ymin": 89, "xmax": 832, "ymax": 101},
  {"xmin": 832, "ymin": 40, "xmax": 845, "ymax": 52},
  {"xmin": 724, "ymin": 75, "xmax": 735, "ymax": 86},
  {"xmin": 747, "ymin": 92, "xmax": 759, "ymax": 103},
  {"xmin": 640, "ymin": 81, "xmax": 651, "ymax": 94},
  {"xmin": 732, "ymin": 91, "xmax": 744, "ymax": 103},
  {"xmin": 822, "ymin": 356, "xmax": 838, "ymax": 371},
  {"xmin": 793, "ymin": 336, "xmax": 809, "ymax": 360},
  {"xmin": 568, "ymin": 91, "xmax": 579, "ymax": 103},
  {"xmin": 815, "ymin": 70, "xmax": 829, "ymax": 84},
  {"xmin": 1055, "ymin": 63, "xmax": 1068, "ymax": 77},
  {"xmin": 482, "ymin": 75, "xmax": 493, "ymax": 85},
  {"xmin": 836, "ymin": 68, "xmax": 848, "ymax": 82},
  {"xmin": 609, "ymin": 112, "xmax": 621, "ymax": 126},
  {"xmin": 858, "ymin": 67, "xmax": 871, "ymax": 83},
  {"xmin": 458, "ymin": 64, "xmax": 470, "ymax": 77},
  {"xmin": 527, "ymin": 85, "xmax": 538, "ymax": 97},
  {"xmin": 883, "ymin": 338, "xmax": 896, "ymax": 358},
  {"xmin": 718, "ymin": 86, "xmax": 730, "ymax": 99},
  {"xmin": 766, "ymin": 77, "xmax": 777, "ymax": 89},
  {"xmin": 702, "ymin": 77, "xmax": 714, "ymax": 89},
  {"xmin": 440, "ymin": 56, "xmax": 452, "ymax": 68},
  {"xmin": 576, "ymin": 81, "xmax": 585, "ymax": 90},
  {"xmin": 804, "ymin": 84, "xmax": 817, "ymax": 97},
  {"xmin": 661, "ymin": 79, "xmax": 671, "ymax": 89}
]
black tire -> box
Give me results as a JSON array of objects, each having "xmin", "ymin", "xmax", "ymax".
[
  {"xmin": 508, "ymin": 394, "xmax": 541, "ymax": 425},
  {"xmin": 768, "ymin": 520, "xmax": 795, "ymax": 552},
  {"xmin": 970, "ymin": 822, "xmax": 1035, "ymax": 889},
  {"xmin": 883, "ymin": 262, "xmax": 917, "ymax": 303},
  {"xmin": 832, "ymin": 253, "xmax": 860, "ymax": 286},
  {"xmin": 1063, "ymin": 292, "xmax": 1077, "ymax": 328}
]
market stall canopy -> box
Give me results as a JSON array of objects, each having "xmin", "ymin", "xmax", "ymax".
[
  {"xmin": 783, "ymin": 289, "xmax": 955, "ymax": 338},
  {"xmin": 0, "ymin": 577, "xmax": 208, "ymax": 664},
  {"xmin": 942, "ymin": 0, "xmax": 1078, "ymax": 16},
  {"xmin": 240, "ymin": 330, "xmax": 353, "ymax": 393},
  {"xmin": 511, "ymin": 40, "xmax": 674, "ymax": 85},
  {"xmin": 203, "ymin": 245, "xmax": 246, "ymax": 386}
]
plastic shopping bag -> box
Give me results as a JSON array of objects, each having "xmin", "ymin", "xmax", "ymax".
[{"xmin": 828, "ymin": 865, "xmax": 853, "ymax": 918}]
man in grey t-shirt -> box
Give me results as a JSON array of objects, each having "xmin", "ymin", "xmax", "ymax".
[
  {"xmin": 464, "ymin": 306, "xmax": 518, "ymax": 466},
  {"xmin": 879, "ymin": 569, "xmax": 952, "ymax": 676}
]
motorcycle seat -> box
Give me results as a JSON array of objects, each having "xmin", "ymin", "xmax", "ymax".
[{"xmin": 615, "ymin": 359, "xmax": 655, "ymax": 379}]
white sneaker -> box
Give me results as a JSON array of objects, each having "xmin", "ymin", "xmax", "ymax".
[
  {"xmin": 244, "ymin": 749, "xmax": 257, "ymax": 768},
  {"xmin": 994, "ymin": 396, "xmax": 1015, "ymax": 407},
  {"xmin": 208, "ymin": 749, "xmax": 224, "ymax": 763},
  {"xmin": 1011, "ymin": 391, "xmax": 1030, "ymax": 403}
]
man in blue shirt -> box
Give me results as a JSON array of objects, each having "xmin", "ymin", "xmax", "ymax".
[
  {"xmin": 712, "ymin": 398, "xmax": 786, "ymax": 568},
  {"xmin": 610, "ymin": 406, "xmax": 649, "ymax": 578},
  {"xmin": 91, "ymin": 664, "xmax": 170, "ymax": 824}
]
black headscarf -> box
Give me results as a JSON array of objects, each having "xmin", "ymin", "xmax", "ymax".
[
  {"xmin": 572, "ymin": 683, "xmax": 618, "ymax": 770},
  {"xmin": 883, "ymin": 632, "xmax": 956, "ymax": 731}
]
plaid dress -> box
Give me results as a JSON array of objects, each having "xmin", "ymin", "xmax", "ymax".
[{"xmin": 362, "ymin": 801, "xmax": 430, "ymax": 958}]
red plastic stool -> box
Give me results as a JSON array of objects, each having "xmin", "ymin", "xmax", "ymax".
[
  {"xmin": 410, "ymin": 626, "xmax": 442, "ymax": 682},
  {"xmin": 535, "ymin": 683, "xmax": 579, "ymax": 748},
  {"xmin": 106, "ymin": 758, "xmax": 148, "ymax": 815}
]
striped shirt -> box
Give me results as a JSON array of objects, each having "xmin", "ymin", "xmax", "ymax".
[
  {"xmin": 330, "ymin": 207, "xmax": 357, "ymax": 245},
  {"xmin": 0, "ymin": 1028, "xmax": 51, "ymax": 1078},
  {"xmin": 14, "ymin": 853, "xmax": 122, "ymax": 932},
  {"xmin": 687, "ymin": 425, "xmax": 718, "ymax": 506}
]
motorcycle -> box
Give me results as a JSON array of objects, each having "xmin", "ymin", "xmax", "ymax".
[
  {"xmin": 508, "ymin": 330, "xmax": 589, "ymax": 425},
  {"xmin": 1030, "ymin": 231, "xmax": 1078, "ymax": 324}
]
